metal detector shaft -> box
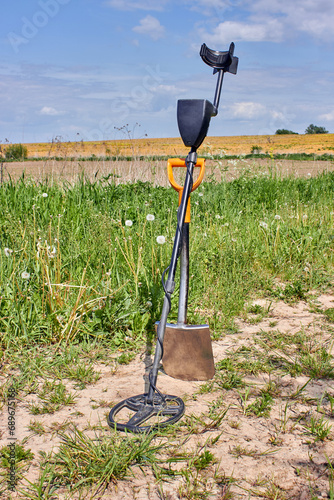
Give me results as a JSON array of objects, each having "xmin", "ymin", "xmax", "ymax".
[
  {"xmin": 147, "ymin": 150, "xmax": 197, "ymax": 403},
  {"xmin": 178, "ymin": 222, "xmax": 189, "ymax": 324}
]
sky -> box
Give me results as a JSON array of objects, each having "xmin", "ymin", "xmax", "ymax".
[{"xmin": 0, "ymin": 0, "xmax": 334, "ymax": 144}]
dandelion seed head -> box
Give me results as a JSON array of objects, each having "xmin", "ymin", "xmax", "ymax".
[
  {"xmin": 259, "ymin": 221, "xmax": 268, "ymax": 229},
  {"xmin": 42, "ymin": 193, "xmax": 48, "ymax": 198},
  {"xmin": 156, "ymin": 235, "xmax": 166, "ymax": 244},
  {"xmin": 125, "ymin": 220, "xmax": 133, "ymax": 227},
  {"xmin": 4, "ymin": 248, "xmax": 13, "ymax": 257},
  {"xmin": 146, "ymin": 214, "xmax": 155, "ymax": 221},
  {"xmin": 21, "ymin": 271, "xmax": 30, "ymax": 280},
  {"xmin": 274, "ymin": 215, "xmax": 281, "ymax": 220}
]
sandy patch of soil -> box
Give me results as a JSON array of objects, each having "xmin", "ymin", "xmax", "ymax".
[{"xmin": 1, "ymin": 293, "xmax": 334, "ymax": 499}]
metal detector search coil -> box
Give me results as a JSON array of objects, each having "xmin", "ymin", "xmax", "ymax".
[{"xmin": 108, "ymin": 41, "xmax": 238, "ymax": 433}]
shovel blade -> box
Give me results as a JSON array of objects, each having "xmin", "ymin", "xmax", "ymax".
[{"xmin": 159, "ymin": 323, "xmax": 215, "ymax": 381}]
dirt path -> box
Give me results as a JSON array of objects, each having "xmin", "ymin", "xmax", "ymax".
[{"xmin": 1, "ymin": 157, "xmax": 334, "ymax": 186}]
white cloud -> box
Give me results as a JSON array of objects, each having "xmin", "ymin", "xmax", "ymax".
[
  {"xmin": 39, "ymin": 106, "xmax": 62, "ymax": 116},
  {"xmin": 230, "ymin": 102, "xmax": 266, "ymax": 119},
  {"xmin": 199, "ymin": 19, "xmax": 284, "ymax": 44},
  {"xmin": 132, "ymin": 15, "xmax": 165, "ymax": 40},
  {"xmin": 319, "ymin": 110, "xmax": 334, "ymax": 121},
  {"xmin": 244, "ymin": 0, "xmax": 334, "ymax": 41},
  {"xmin": 197, "ymin": 0, "xmax": 334, "ymax": 44}
]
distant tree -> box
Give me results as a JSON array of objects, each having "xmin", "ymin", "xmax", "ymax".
[
  {"xmin": 275, "ymin": 129, "xmax": 298, "ymax": 135},
  {"xmin": 305, "ymin": 124, "xmax": 328, "ymax": 134},
  {"xmin": 5, "ymin": 143, "xmax": 28, "ymax": 160}
]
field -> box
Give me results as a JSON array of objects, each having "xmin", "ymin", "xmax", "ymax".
[
  {"xmin": 13, "ymin": 132, "xmax": 334, "ymax": 158},
  {"xmin": 1, "ymin": 150, "xmax": 334, "ymax": 499}
]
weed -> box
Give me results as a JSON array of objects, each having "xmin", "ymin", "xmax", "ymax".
[
  {"xmin": 29, "ymin": 380, "xmax": 76, "ymax": 414},
  {"xmin": 230, "ymin": 444, "xmax": 258, "ymax": 458},
  {"xmin": 326, "ymin": 392, "xmax": 334, "ymax": 416},
  {"xmin": 117, "ymin": 351, "xmax": 136, "ymax": 364},
  {"xmin": 303, "ymin": 414, "xmax": 332, "ymax": 441},
  {"xmin": 18, "ymin": 465, "xmax": 59, "ymax": 500},
  {"xmin": 193, "ymin": 451, "xmax": 216, "ymax": 471},
  {"xmin": 324, "ymin": 308, "xmax": 334, "ymax": 322},
  {"xmin": 28, "ymin": 420, "xmax": 46, "ymax": 436},
  {"xmin": 38, "ymin": 426, "xmax": 162, "ymax": 495},
  {"xmin": 4, "ymin": 143, "xmax": 28, "ymax": 161},
  {"xmin": 245, "ymin": 392, "xmax": 273, "ymax": 418},
  {"xmin": 63, "ymin": 362, "xmax": 100, "ymax": 388},
  {"xmin": 0, "ymin": 443, "xmax": 34, "ymax": 489}
]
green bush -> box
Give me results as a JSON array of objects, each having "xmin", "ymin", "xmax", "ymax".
[
  {"xmin": 5, "ymin": 144, "xmax": 28, "ymax": 160},
  {"xmin": 305, "ymin": 124, "xmax": 328, "ymax": 134},
  {"xmin": 275, "ymin": 129, "xmax": 298, "ymax": 135}
]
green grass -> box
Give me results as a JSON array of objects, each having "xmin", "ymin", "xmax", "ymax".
[
  {"xmin": 18, "ymin": 426, "xmax": 164, "ymax": 497},
  {"xmin": 1, "ymin": 170, "xmax": 333, "ymax": 352}
]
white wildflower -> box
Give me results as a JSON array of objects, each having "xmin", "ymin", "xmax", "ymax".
[
  {"xmin": 215, "ymin": 214, "xmax": 221, "ymax": 219},
  {"xmin": 198, "ymin": 192, "xmax": 203, "ymax": 197},
  {"xmin": 42, "ymin": 192, "xmax": 48, "ymax": 198},
  {"xmin": 49, "ymin": 246, "xmax": 56, "ymax": 259},
  {"xmin": 125, "ymin": 220, "xmax": 133, "ymax": 227},
  {"xmin": 146, "ymin": 214, "xmax": 155, "ymax": 221},
  {"xmin": 146, "ymin": 301, "xmax": 152, "ymax": 307},
  {"xmin": 302, "ymin": 214, "xmax": 308, "ymax": 220},
  {"xmin": 259, "ymin": 221, "xmax": 268, "ymax": 229},
  {"xmin": 274, "ymin": 215, "xmax": 281, "ymax": 220},
  {"xmin": 4, "ymin": 248, "xmax": 13, "ymax": 257},
  {"xmin": 21, "ymin": 271, "xmax": 30, "ymax": 280},
  {"xmin": 156, "ymin": 235, "xmax": 166, "ymax": 244}
]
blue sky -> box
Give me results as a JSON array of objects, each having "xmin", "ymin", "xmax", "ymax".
[{"xmin": 0, "ymin": 0, "xmax": 334, "ymax": 144}]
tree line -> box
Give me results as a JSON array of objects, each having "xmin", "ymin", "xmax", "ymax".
[{"xmin": 276, "ymin": 124, "xmax": 329, "ymax": 135}]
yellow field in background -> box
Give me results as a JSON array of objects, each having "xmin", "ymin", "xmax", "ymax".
[{"xmin": 24, "ymin": 133, "xmax": 334, "ymax": 158}]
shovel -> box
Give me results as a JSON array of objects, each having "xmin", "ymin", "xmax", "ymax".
[{"xmin": 159, "ymin": 158, "xmax": 215, "ymax": 381}]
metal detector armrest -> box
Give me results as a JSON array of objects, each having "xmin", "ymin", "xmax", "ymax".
[{"xmin": 200, "ymin": 42, "xmax": 238, "ymax": 75}]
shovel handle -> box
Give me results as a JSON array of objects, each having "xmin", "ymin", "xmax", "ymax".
[{"xmin": 167, "ymin": 158, "xmax": 205, "ymax": 223}]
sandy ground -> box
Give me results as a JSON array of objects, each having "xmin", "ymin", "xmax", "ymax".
[
  {"xmin": 1, "ymin": 292, "xmax": 334, "ymax": 499},
  {"xmin": 1, "ymin": 157, "xmax": 334, "ymax": 186}
]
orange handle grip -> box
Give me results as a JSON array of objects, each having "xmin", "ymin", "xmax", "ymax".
[{"xmin": 167, "ymin": 158, "xmax": 205, "ymax": 223}]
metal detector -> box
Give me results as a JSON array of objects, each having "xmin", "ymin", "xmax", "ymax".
[{"xmin": 108, "ymin": 43, "xmax": 238, "ymax": 433}]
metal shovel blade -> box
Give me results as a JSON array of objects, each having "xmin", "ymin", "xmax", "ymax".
[{"xmin": 159, "ymin": 322, "xmax": 215, "ymax": 381}]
